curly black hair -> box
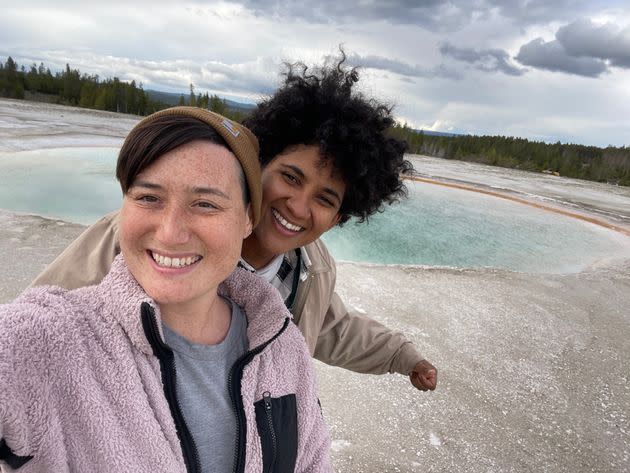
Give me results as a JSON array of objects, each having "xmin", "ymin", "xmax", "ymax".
[{"xmin": 243, "ymin": 51, "xmax": 412, "ymax": 224}]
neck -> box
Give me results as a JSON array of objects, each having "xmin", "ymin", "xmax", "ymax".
[
  {"xmin": 160, "ymin": 293, "xmax": 231, "ymax": 345},
  {"xmin": 241, "ymin": 234, "xmax": 278, "ymax": 270}
]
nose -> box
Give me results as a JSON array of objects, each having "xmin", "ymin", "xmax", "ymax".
[
  {"xmin": 156, "ymin": 204, "xmax": 191, "ymax": 247},
  {"xmin": 286, "ymin": 192, "xmax": 310, "ymax": 221}
]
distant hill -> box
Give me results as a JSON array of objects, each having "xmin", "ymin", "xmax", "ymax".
[
  {"xmin": 417, "ymin": 129, "xmax": 461, "ymax": 138},
  {"xmin": 145, "ymin": 89, "xmax": 256, "ymax": 112}
]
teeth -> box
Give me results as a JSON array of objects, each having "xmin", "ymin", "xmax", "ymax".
[
  {"xmin": 272, "ymin": 209, "xmax": 303, "ymax": 232},
  {"xmin": 152, "ymin": 251, "xmax": 201, "ymax": 268}
]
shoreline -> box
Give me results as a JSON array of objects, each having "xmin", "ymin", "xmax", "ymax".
[
  {"xmin": 405, "ymin": 174, "xmax": 630, "ymax": 237},
  {"xmin": 0, "ymin": 98, "xmax": 139, "ymax": 153},
  {"xmin": 408, "ymin": 154, "xmax": 630, "ymax": 229}
]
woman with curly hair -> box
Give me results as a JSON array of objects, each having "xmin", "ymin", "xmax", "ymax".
[{"xmin": 32, "ymin": 53, "xmax": 438, "ymax": 393}]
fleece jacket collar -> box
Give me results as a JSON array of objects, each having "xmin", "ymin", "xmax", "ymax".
[{"xmin": 97, "ymin": 255, "xmax": 291, "ymax": 355}]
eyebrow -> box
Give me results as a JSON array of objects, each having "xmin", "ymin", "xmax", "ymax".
[
  {"xmin": 132, "ymin": 181, "xmax": 230, "ymax": 199},
  {"xmin": 281, "ymin": 164, "xmax": 343, "ymax": 203}
]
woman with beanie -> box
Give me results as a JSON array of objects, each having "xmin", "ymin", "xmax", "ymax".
[{"xmin": 0, "ymin": 107, "xmax": 332, "ymax": 472}]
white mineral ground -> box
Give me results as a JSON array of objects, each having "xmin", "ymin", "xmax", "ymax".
[{"xmin": 1, "ymin": 98, "xmax": 630, "ymax": 472}]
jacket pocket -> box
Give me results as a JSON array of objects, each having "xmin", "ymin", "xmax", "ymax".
[{"xmin": 254, "ymin": 392, "xmax": 297, "ymax": 473}]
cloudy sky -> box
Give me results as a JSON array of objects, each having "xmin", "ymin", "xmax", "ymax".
[{"xmin": 2, "ymin": 1, "xmax": 630, "ymax": 147}]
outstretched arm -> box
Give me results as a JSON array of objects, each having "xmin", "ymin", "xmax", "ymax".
[
  {"xmin": 314, "ymin": 292, "xmax": 438, "ymax": 391},
  {"xmin": 303, "ymin": 241, "xmax": 438, "ymax": 391}
]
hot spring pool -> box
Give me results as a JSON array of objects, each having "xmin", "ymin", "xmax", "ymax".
[
  {"xmin": 0, "ymin": 147, "xmax": 121, "ymax": 224},
  {"xmin": 1, "ymin": 147, "xmax": 628, "ymax": 273}
]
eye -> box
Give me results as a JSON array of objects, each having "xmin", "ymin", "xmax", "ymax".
[
  {"xmin": 318, "ymin": 195, "xmax": 335, "ymax": 208},
  {"xmin": 136, "ymin": 194, "xmax": 159, "ymax": 203},
  {"xmin": 282, "ymin": 172, "xmax": 299, "ymax": 185},
  {"xmin": 195, "ymin": 201, "xmax": 219, "ymax": 210}
]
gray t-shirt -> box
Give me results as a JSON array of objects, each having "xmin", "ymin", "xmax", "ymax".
[{"xmin": 162, "ymin": 298, "xmax": 248, "ymax": 473}]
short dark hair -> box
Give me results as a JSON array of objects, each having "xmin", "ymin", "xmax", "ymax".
[
  {"xmin": 243, "ymin": 50, "xmax": 412, "ymax": 224},
  {"xmin": 116, "ymin": 115, "xmax": 249, "ymax": 203}
]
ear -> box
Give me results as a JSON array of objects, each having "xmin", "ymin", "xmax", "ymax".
[{"xmin": 243, "ymin": 203, "xmax": 254, "ymax": 238}]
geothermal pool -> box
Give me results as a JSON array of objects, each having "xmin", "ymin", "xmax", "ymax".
[
  {"xmin": 322, "ymin": 182, "xmax": 630, "ymax": 273},
  {"xmin": 0, "ymin": 148, "xmax": 121, "ymax": 224},
  {"xmin": 1, "ymin": 147, "xmax": 628, "ymax": 273}
]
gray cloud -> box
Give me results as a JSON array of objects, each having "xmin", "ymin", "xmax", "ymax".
[
  {"xmin": 7, "ymin": 0, "xmax": 603, "ymax": 30},
  {"xmin": 515, "ymin": 19, "xmax": 630, "ymax": 77},
  {"xmin": 439, "ymin": 42, "xmax": 526, "ymax": 76},
  {"xmin": 556, "ymin": 19, "xmax": 630, "ymax": 68},
  {"xmin": 231, "ymin": 0, "xmax": 475, "ymax": 31},
  {"xmin": 345, "ymin": 52, "xmax": 462, "ymax": 79},
  {"xmin": 515, "ymin": 38, "xmax": 608, "ymax": 77},
  {"xmin": 487, "ymin": 0, "xmax": 593, "ymax": 24},
  {"xmin": 232, "ymin": 0, "xmax": 623, "ymax": 31}
]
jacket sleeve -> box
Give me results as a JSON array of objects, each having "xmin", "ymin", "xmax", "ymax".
[
  {"xmin": 30, "ymin": 211, "xmax": 121, "ymax": 290},
  {"xmin": 309, "ymin": 243, "xmax": 424, "ymax": 376},
  {"xmin": 313, "ymin": 291, "xmax": 425, "ymax": 375}
]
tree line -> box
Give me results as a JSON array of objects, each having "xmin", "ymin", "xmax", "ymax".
[
  {"xmin": 175, "ymin": 83, "xmax": 248, "ymax": 122},
  {"xmin": 390, "ymin": 123, "xmax": 630, "ymax": 187},
  {"xmin": 2, "ymin": 56, "xmax": 628, "ymax": 186},
  {"xmin": 0, "ymin": 56, "xmax": 239, "ymax": 119}
]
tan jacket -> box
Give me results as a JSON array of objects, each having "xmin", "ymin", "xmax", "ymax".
[{"xmin": 32, "ymin": 212, "xmax": 423, "ymax": 376}]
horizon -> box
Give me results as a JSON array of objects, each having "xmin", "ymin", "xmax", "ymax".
[{"xmin": 0, "ymin": 64, "xmax": 623, "ymax": 150}]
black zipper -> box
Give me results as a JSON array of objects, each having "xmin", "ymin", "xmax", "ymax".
[
  {"xmin": 229, "ymin": 317, "xmax": 291, "ymax": 473},
  {"xmin": 140, "ymin": 302, "xmax": 201, "ymax": 473},
  {"xmin": 262, "ymin": 392, "xmax": 277, "ymax": 473}
]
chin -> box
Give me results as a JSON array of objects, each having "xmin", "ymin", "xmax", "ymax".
[
  {"xmin": 264, "ymin": 235, "xmax": 296, "ymax": 255},
  {"xmin": 143, "ymin": 286, "xmax": 189, "ymax": 305},
  {"xmin": 154, "ymin": 295, "xmax": 192, "ymax": 307}
]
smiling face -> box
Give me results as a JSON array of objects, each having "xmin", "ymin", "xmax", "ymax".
[
  {"xmin": 119, "ymin": 140, "xmax": 252, "ymax": 310},
  {"xmin": 242, "ymin": 144, "xmax": 345, "ymax": 268}
]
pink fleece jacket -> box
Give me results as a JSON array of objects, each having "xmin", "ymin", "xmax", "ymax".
[{"xmin": 0, "ymin": 255, "xmax": 332, "ymax": 472}]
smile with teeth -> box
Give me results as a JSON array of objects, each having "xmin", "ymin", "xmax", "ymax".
[
  {"xmin": 272, "ymin": 208, "xmax": 304, "ymax": 232},
  {"xmin": 151, "ymin": 251, "xmax": 201, "ymax": 268}
]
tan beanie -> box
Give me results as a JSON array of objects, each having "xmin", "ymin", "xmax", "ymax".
[{"xmin": 129, "ymin": 106, "xmax": 262, "ymax": 226}]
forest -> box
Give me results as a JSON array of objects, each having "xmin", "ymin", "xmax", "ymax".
[
  {"xmin": 0, "ymin": 56, "xmax": 240, "ymax": 119},
  {"xmin": 390, "ymin": 124, "xmax": 630, "ymax": 186},
  {"xmin": 1, "ymin": 56, "xmax": 628, "ymax": 186}
]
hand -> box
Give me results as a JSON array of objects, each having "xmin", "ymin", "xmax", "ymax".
[{"xmin": 409, "ymin": 360, "xmax": 438, "ymax": 391}]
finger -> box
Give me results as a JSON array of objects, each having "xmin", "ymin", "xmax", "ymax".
[
  {"xmin": 410, "ymin": 374, "xmax": 429, "ymax": 391},
  {"xmin": 418, "ymin": 374, "xmax": 437, "ymax": 390},
  {"xmin": 423, "ymin": 377, "xmax": 437, "ymax": 390}
]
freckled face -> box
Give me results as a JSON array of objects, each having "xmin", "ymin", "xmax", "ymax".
[
  {"xmin": 249, "ymin": 144, "xmax": 345, "ymax": 261},
  {"xmin": 119, "ymin": 140, "xmax": 252, "ymax": 308}
]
